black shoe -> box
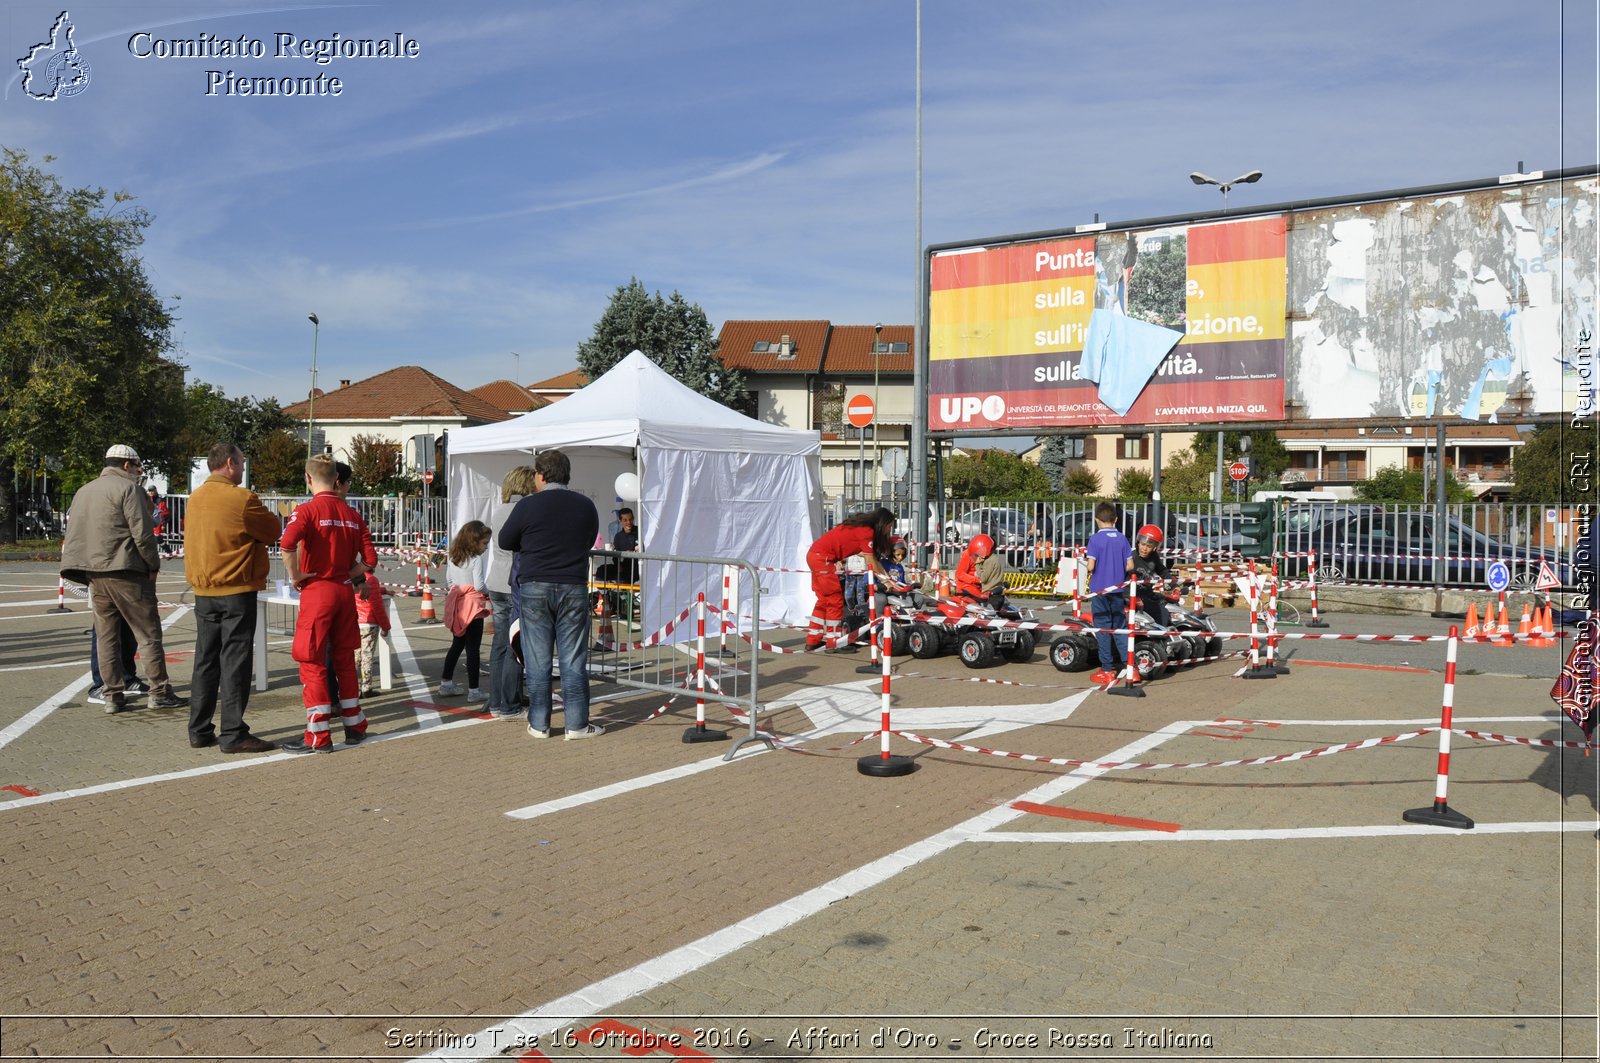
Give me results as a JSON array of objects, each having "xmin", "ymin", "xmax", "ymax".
[
  {"xmin": 149, "ymin": 692, "xmax": 188, "ymax": 709},
  {"xmin": 278, "ymin": 739, "xmax": 330, "ymax": 756},
  {"xmin": 189, "ymin": 734, "xmax": 218, "ymax": 749},
  {"xmin": 343, "ymin": 730, "xmax": 365, "ymax": 746},
  {"xmin": 125, "ymin": 681, "xmax": 150, "ymax": 698},
  {"xmin": 219, "ymin": 735, "xmax": 276, "ymax": 754}
]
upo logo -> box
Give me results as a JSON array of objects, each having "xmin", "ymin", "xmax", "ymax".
[
  {"xmin": 937, "ymin": 395, "xmax": 1007, "ymax": 425},
  {"xmin": 18, "ymin": 11, "xmax": 91, "ymax": 100}
]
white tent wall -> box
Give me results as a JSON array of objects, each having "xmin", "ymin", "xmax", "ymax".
[{"xmin": 445, "ymin": 352, "xmax": 821, "ymax": 639}]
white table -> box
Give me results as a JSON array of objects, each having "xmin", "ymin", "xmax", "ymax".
[{"xmin": 253, "ymin": 592, "xmax": 392, "ymax": 693}]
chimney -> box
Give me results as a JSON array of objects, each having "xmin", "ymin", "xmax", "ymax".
[{"xmin": 339, "ymin": 379, "xmax": 351, "ymax": 388}]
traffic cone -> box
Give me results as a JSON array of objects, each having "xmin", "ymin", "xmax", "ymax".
[
  {"xmin": 1493, "ymin": 601, "xmax": 1513, "ymax": 646},
  {"xmin": 1516, "ymin": 602, "xmax": 1533, "ymax": 641},
  {"xmin": 417, "ymin": 581, "xmax": 439, "ymax": 624},
  {"xmin": 592, "ymin": 595, "xmax": 614, "ymax": 652},
  {"xmin": 1528, "ymin": 604, "xmax": 1555, "ymax": 648},
  {"xmin": 936, "ymin": 568, "xmax": 952, "ymax": 597},
  {"xmin": 1462, "ymin": 602, "xmax": 1479, "ymax": 639}
]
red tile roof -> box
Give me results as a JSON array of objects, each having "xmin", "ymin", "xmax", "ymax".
[
  {"xmin": 822, "ymin": 324, "xmax": 915, "ymax": 375},
  {"xmin": 470, "ymin": 379, "xmax": 549, "ymax": 415},
  {"xmin": 716, "ymin": 320, "xmax": 831, "ymax": 373},
  {"xmin": 528, "ymin": 368, "xmax": 589, "ymax": 391},
  {"xmin": 281, "ymin": 366, "xmax": 511, "ymax": 423}
]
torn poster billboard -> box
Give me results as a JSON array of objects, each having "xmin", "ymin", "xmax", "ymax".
[
  {"xmin": 928, "ymin": 216, "xmax": 1287, "ymax": 430},
  {"xmin": 1288, "ymin": 177, "xmax": 1596, "ymax": 421},
  {"xmin": 927, "ymin": 171, "xmax": 1597, "ymax": 431}
]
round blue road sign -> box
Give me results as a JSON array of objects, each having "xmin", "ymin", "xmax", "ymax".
[{"xmin": 1486, "ymin": 560, "xmax": 1510, "ymax": 593}]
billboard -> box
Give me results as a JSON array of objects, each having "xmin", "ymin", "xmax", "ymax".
[
  {"xmin": 929, "ymin": 216, "xmax": 1286, "ymax": 430},
  {"xmin": 927, "ymin": 172, "xmax": 1597, "ymax": 431},
  {"xmin": 1287, "ymin": 178, "xmax": 1597, "ymax": 421}
]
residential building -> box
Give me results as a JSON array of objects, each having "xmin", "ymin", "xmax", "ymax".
[
  {"xmin": 526, "ymin": 368, "xmax": 588, "ymax": 405},
  {"xmin": 281, "ymin": 366, "xmax": 512, "ymax": 473},
  {"xmin": 470, "ymin": 379, "xmax": 550, "ymax": 417},
  {"xmin": 1277, "ymin": 424, "xmax": 1522, "ymax": 499}
]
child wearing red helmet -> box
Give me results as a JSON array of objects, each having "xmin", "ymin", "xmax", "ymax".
[
  {"xmin": 955, "ymin": 533, "xmax": 1007, "ymax": 608},
  {"xmin": 1132, "ymin": 523, "xmax": 1174, "ymax": 626}
]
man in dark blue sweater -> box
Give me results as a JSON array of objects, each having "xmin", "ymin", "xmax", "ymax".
[{"xmin": 497, "ymin": 449, "xmax": 602, "ymax": 740}]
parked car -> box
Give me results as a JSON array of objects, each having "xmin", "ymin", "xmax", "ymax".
[
  {"xmin": 943, "ymin": 506, "xmax": 1034, "ymax": 562},
  {"xmin": 1169, "ymin": 513, "xmax": 1244, "ymax": 554},
  {"xmin": 1284, "ymin": 510, "xmax": 1573, "ymax": 590},
  {"xmin": 894, "ymin": 503, "xmax": 942, "ymax": 545}
]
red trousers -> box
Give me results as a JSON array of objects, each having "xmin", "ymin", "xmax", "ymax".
[
  {"xmin": 806, "ymin": 554, "xmax": 844, "ymax": 647},
  {"xmin": 292, "ymin": 581, "xmax": 367, "ymax": 748}
]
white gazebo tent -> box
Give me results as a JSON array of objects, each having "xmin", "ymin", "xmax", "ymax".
[{"xmin": 446, "ymin": 351, "xmax": 822, "ymax": 634}]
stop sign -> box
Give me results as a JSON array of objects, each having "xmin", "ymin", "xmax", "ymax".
[
  {"xmin": 1228, "ymin": 461, "xmax": 1249, "ymax": 482},
  {"xmin": 846, "ymin": 393, "xmax": 875, "ymax": 429}
]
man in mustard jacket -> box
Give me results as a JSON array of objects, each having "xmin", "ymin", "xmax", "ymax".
[{"xmin": 183, "ymin": 443, "xmax": 281, "ymax": 753}]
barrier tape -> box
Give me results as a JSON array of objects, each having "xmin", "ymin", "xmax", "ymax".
[
  {"xmin": 1453, "ymin": 728, "xmax": 1597, "ymax": 751},
  {"xmin": 891, "ymin": 727, "xmax": 1438, "ymax": 771}
]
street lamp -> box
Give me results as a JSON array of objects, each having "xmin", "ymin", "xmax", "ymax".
[
  {"xmin": 1189, "ymin": 169, "xmax": 1263, "ymax": 211},
  {"xmin": 872, "ymin": 322, "xmax": 883, "ymax": 501},
  {"xmin": 511, "ymin": 350, "xmax": 521, "ymax": 382},
  {"xmin": 305, "ymin": 313, "xmax": 320, "ymax": 462}
]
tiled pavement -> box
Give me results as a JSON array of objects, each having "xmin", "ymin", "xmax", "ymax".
[{"xmin": 0, "ymin": 563, "xmax": 1594, "ymax": 1061}]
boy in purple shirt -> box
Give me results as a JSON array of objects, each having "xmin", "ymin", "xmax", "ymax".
[{"xmin": 1084, "ymin": 501, "xmax": 1133, "ymax": 684}]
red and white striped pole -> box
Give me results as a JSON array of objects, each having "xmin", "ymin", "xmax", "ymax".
[
  {"xmin": 1403, "ymin": 626, "xmax": 1473, "ymax": 828},
  {"xmin": 1267, "ymin": 561, "xmax": 1288, "ymax": 674},
  {"xmin": 1306, "ymin": 549, "xmax": 1328, "ymax": 627},
  {"xmin": 1072, "ymin": 546, "xmax": 1086, "ymax": 622},
  {"xmin": 1242, "ymin": 573, "xmax": 1274, "ymax": 679},
  {"xmin": 683, "ymin": 591, "xmax": 728, "ymax": 744},
  {"xmin": 1107, "ymin": 576, "xmax": 1145, "ymax": 698},
  {"xmin": 49, "ymin": 575, "xmax": 70, "ymax": 613},
  {"xmin": 856, "ymin": 570, "xmax": 882, "ymax": 675},
  {"xmin": 857, "ymin": 602, "xmax": 913, "ymax": 775},
  {"xmin": 716, "ymin": 564, "xmax": 735, "ymax": 657}
]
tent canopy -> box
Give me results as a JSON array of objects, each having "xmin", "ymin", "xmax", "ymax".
[{"xmin": 447, "ymin": 351, "xmax": 822, "ymax": 628}]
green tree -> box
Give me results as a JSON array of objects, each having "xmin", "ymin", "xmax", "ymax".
[
  {"xmin": 177, "ymin": 381, "xmax": 292, "ymax": 465},
  {"xmin": 1353, "ymin": 465, "xmax": 1475, "ymax": 503},
  {"xmin": 1037, "ymin": 436, "xmax": 1067, "ymax": 491},
  {"xmin": 1192, "ymin": 430, "xmax": 1290, "ymax": 484},
  {"xmin": 1511, "ymin": 424, "xmax": 1592, "ymax": 504},
  {"xmin": 943, "ymin": 449, "xmax": 1052, "ymax": 498},
  {"xmin": 576, "ymin": 278, "xmax": 747, "ymax": 411},
  {"xmin": 1062, "ymin": 466, "xmax": 1102, "ymax": 497},
  {"xmin": 1115, "ymin": 467, "xmax": 1154, "ymax": 499},
  {"xmin": 0, "ymin": 149, "xmax": 184, "ymax": 538},
  {"xmin": 249, "ymin": 429, "xmax": 307, "ymax": 492},
  {"xmin": 347, "ymin": 433, "xmax": 416, "ymax": 495},
  {"xmin": 1156, "ymin": 447, "xmax": 1214, "ymax": 500}
]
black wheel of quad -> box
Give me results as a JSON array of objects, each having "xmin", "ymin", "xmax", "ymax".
[
  {"xmin": 1049, "ymin": 634, "xmax": 1095, "ymax": 672},
  {"xmin": 1166, "ymin": 636, "xmax": 1192, "ymax": 667},
  {"xmin": 1182, "ymin": 634, "xmax": 1207, "ymax": 661},
  {"xmin": 887, "ymin": 624, "xmax": 910, "ymax": 660},
  {"xmin": 1002, "ymin": 629, "xmax": 1036, "ymax": 663},
  {"xmin": 958, "ymin": 632, "xmax": 998, "ymax": 668},
  {"xmin": 908, "ymin": 622, "xmax": 943, "ymax": 660},
  {"xmin": 1132, "ymin": 639, "xmax": 1169, "ymax": 681},
  {"xmin": 1205, "ymin": 635, "xmax": 1224, "ymax": 659}
]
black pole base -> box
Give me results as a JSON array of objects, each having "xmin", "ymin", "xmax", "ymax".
[
  {"xmin": 855, "ymin": 661, "xmax": 882, "ymax": 675},
  {"xmin": 1272, "ymin": 661, "xmax": 1292, "ymax": 675},
  {"xmin": 48, "ymin": 605, "xmax": 71, "ymax": 614},
  {"xmin": 1241, "ymin": 663, "xmax": 1277, "ymax": 679},
  {"xmin": 682, "ymin": 725, "xmax": 730, "ymax": 744},
  {"xmin": 1106, "ymin": 684, "xmax": 1147, "ymax": 698},
  {"xmin": 1403, "ymin": 802, "xmax": 1474, "ymax": 829},
  {"xmin": 1305, "ymin": 618, "xmax": 1329, "ymax": 628},
  {"xmin": 857, "ymin": 754, "xmax": 917, "ymax": 777},
  {"xmin": 415, "ymin": 617, "xmax": 440, "ymax": 625}
]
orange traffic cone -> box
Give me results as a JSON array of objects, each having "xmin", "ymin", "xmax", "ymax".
[
  {"xmin": 1463, "ymin": 601, "xmax": 1480, "ymax": 639},
  {"xmin": 1493, "ymin": 601, "xmax": 1513, "ymax": 646},
  {"xmin": 936, "ymin": 568, "xmax": 952, "ymax": 597},
  {"xmin": 417, "ymin": 581, "xmax": 439, "ymax": 624},
  {"xmin": 1516, "ymin": 602, "xmax": 1533, "ymax": 641},
  {"xmin": 592, "ymin": 595, "xmax": 614, "ymax": 651},
  {"xmin": 1528, "ymin": 604, "xmax": 1555, "ymax": 648}
]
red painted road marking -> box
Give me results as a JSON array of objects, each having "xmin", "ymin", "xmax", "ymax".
[
  {"xmin": 405, "ymin": 699, "xmax": 493, "ymax": 721},
  {"xmin": 1009, "ymin": 801, "xmax": 1180, "ymax": 833},
  {"xmin": 1, "ymin": 784, "xmax": 43, "ymax": 797},
  {"xmin": 1193, "ymin": 732, "xmax": 1244, "ymax": 741},
  {"xmin": 1296, "ymin": 659, "xmax": 1431, "ymax": 675}
]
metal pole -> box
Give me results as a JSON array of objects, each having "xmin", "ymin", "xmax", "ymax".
[
  {"xmin": 1433, "ymin": 420, "xmax": 1447, "ymax": 588},
  {"xmin": 305, "ymin": 314, "xmax": 320, "ymax": 462},
  {"xmin": 873, "ymin": 323, "xmax": 882, "ymax": 500},
  {"xmin": 1214, "ymin": 430, "xmax": 1224, "ymax": 503},
  {"xmin": 910, "ymin": 0, "xmax": 928, "ymax": 554}
]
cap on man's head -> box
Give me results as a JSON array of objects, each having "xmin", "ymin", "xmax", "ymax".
[{"xmin": 105, "ymin": 444, "xmax": 141, "ymax": 462}]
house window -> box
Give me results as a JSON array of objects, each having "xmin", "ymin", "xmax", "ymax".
[
  {"xmin": 872, "ymin": 341, "xmax": 911, "ymax": 354},
  {"xmin": 816, "ymin": 381, "xmax": 844, "ymax": 434},
  {"xmin": 1061, "ymin": 436, "xmax": 1087, "ymax": 460},
  {"xmin": 1118, "ymin": 435, "xmax": 1148, "ymax": 460}
]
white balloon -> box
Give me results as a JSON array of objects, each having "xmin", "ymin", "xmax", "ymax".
[{"xmin": 614, "ymin": 471, "xmax": 640, "ymax": 501}]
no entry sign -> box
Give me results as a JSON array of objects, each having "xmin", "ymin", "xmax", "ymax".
[{"xmin": 846, "ymin": 393, "xmax": 875, "ymax": 429}]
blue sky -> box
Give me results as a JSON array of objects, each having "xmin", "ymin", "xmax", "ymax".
[{"xmin": 5, "ymin": 0, "xmax": 1596, "ymax": 407}]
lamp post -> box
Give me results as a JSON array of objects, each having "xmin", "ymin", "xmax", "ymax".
[
  {"xmin": 872, "ymin": 322, "xmax": 883, "ymax": 502},
  {"xmin": 1189, "ymin": 169, "xmax": 1263, "ymax": 211},
  {"xmin": 511, "ymin": 350, "xmax": 521, "ymax": 383},
  {"xmin": 305, "ymin": 313, "xmax": 320, "ymax": 462}
]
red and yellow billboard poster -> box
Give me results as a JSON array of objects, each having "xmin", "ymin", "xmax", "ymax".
[{"xmin": 928, "ymin": 216, "xmax": 1287, "ymax": 430}]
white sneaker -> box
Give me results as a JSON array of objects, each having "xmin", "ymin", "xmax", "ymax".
[
  {"xmin": 438, "ymin": 680, "xmax": 463, "ymax": 696},
  {"xmin": 564, "ymin": 723, "xmax": 605, "ymax": 741},
  {"xmin": 466, "ymin": 688, "xmax": 487, "ymax": 703},
  {"xmin": 527, "ymin": 723, "xmax": 550, "ymax": 739}
]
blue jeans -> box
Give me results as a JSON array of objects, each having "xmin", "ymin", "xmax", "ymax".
[
  {"xmin": 484, "ymin": 589, "xmax": 520, "ymax": 711},
  {"xmin": 517, "ymin": 581, "xmax": 590, "ymax": 733},
  {"xmin": 1092, "ymin": 590, "xmax": 1126, "ymax": 672}
]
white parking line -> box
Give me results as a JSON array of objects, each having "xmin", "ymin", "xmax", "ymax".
[
  {"xmin": 384, "ymin": 611, "xmax": 441, "ymax": 727},
  {"xmin": 976, "ymin": 821, "xmax": 1600, "ymax": 844}
]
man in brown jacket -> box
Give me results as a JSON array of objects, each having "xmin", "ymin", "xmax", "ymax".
[
  {"xmin": 61, "ymin": 444, "xmax": 187, "ymax": 715},
  {"xmin": 182, "ymin": 443, "xmax": 281, "ymax": 753}
]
